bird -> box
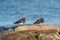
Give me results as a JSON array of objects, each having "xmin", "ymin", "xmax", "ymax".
[
  {"xmin": 14, "ymin": 17, "xmax": 26, "ymax": 24},
  {"xmin": 33, "ymin": 18, "xmax": 44, "ymax": 25}
]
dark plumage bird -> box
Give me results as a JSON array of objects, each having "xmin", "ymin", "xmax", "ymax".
[
  {"xmin": 33, "ymin": 18, "xmax": 44, "ymax": 24},
  {"xmin": 14, "ymin": 17, "xmax": 26, "ymax": 24}
]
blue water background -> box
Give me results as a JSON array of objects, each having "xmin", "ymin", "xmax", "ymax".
[{"xmin": 0, "ymin": 0, "xmax": 60, "ymax": 27}]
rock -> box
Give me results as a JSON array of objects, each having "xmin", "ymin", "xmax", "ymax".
[{"xmin": 0, "ymin": 30, "xmax": 60, "ymax": 40}]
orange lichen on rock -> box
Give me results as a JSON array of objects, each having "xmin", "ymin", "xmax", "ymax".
[{"xmin": 15, "ymin": 25, "xmax": 60, "ymax": 32}]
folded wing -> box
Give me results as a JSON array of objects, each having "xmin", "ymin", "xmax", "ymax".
[
  {"xmin": 14, "ymin": 17, "xmax": 26, "ymax": 24},
  {"xmin": 33, "ymin": 18, "xmax": 44, "ymax": 24}
]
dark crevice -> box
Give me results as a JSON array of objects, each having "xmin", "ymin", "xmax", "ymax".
[{"xmin": 58, "ymin": 31, "xmax": 60, "ymax": 35}]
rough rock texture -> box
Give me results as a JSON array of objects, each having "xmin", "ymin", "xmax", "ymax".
[
  {"xmin": 0, "ymin": 30, "xmax": 60, "ymax": 40},
  {"xmin": 15, "ymin": 26, "xmax": 60, "ymax": 32}
]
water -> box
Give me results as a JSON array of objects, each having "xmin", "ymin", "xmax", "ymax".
[{"xmin": 0, "ymin": 0, "xmax": 60, "ymax": 26}]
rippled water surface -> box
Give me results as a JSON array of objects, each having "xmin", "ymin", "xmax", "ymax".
[{"xmin": 0, "ymin": 0, "xmax": 60, "ymax": 26}]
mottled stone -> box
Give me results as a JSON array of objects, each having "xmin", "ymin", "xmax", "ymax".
[{"xmin": 0, "ymin": 30, "xmax": 60, "ymax": 40}]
